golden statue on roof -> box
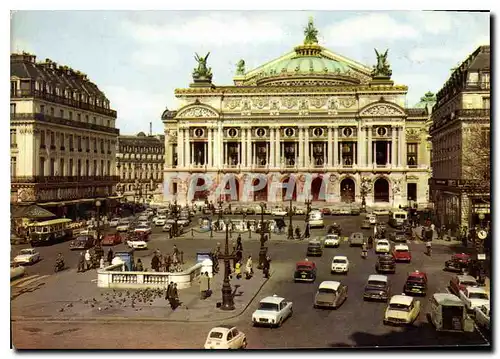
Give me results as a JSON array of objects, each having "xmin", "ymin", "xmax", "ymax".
[{"xmin": 304, "ymin": 17, "xmax": 319, "ymax": 45}]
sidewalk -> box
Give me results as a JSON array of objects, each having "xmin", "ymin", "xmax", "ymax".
[{"xmin": 11, "ymin": 264, "xmax": 272, "ymax": 323}]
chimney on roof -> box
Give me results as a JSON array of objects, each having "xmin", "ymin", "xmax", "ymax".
[{"xmin": 150, "ymin": 122, "xmax": 152, "ymax": 136}]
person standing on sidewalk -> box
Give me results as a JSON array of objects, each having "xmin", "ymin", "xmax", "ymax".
[
  {"xmin": 77, "ymin": 252, "xmax": 85, "ymax": 273},
  {"xmin": 245, "ymin": 255, "xmax": 253, "ymax": 279},
  {"xmin": 199, "ymin": 272, "xmax": 210, "ymax": 299},
  {"xmin": 107, "ymin": 248, "xmax": 114, "ymax": 265},
  {"xmin": 84, "ymin": 250, "xmax": 92, "ymax": 270},
  {"xmin": 236, "ymin": 235, "xmax": 243, "ymax": 251}
]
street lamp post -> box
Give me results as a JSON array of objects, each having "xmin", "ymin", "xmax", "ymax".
[
  {"xmin": 304, "ymin": 196, "xmax": 312, "ymax": 239},
  {"xmin": 258, "ymin": 202, "xmax": 268, "ymax": 269},
  {"xmin": 218, "ymin": 218, "xmax": 235, "ymax": 311},
  {"xmin": 360, "ymin": 177, "xmax": 370, "ymax": 214},
  {"xmin": 287, "ymin": 197, "xmax": 294, "ymax": 240},
  {"xmin": 95, "ymin": 200, "xmax": 101, "ymax": 242}
]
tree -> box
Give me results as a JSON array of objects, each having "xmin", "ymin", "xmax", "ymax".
[{"xmin": 461, "ymin": 123, "xmax": 490, "ymax": 193}]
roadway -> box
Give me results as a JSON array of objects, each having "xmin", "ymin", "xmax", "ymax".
[{"xmin": 11, "ymin": 213, "xmax": 490, "ymax": 349}]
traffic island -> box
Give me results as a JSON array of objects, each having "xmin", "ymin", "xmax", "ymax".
[{"xmin": 11, "ymin": 267, "xmax": 271, "ymax": 323}]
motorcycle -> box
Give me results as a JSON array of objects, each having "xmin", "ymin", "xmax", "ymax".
[
  {"xmin": 54, "ymin": 260, "xmax": 65, "ymax": 273},
  {"xmin": 361, "ymin": 250, "xmax": 368, "ymax": 259},
  {"xmin": 426, "ymin": 245, "xmax": 432, "ymax": 257}
]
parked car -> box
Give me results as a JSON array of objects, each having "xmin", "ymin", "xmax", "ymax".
[
  {"xmin": 293, "ymin": 260, "xmax": 317, "ymax": 282},
  {"xmin": 444, "ymin": 253, "xmax": 472, "ymax": 272},
  {"xmin": 101, "ymin": 233, "xmax": 122, "ymax": 246},
  {"xmin": 330, "ymin": 256, "xmax": 349, "ymax": 274},
  {"xmin": 428, "ymin": 293, "xmax": 472, "ymax": 332},
  {"xmin": 474, "ymin": 304, "xmax": 490, "ymax": 330},
  {"xmin": 294, "ymin": 208, "xmax": 305, "ymax": 215},
  {"xmin": 363, "ymin": 274, "xmax": 390, "ymax": 301},
  {"xmin": 384, "ymin": 295, "xmax": 420, "ymax": 325},
  {"xmin": 204, "ymin": 325, "xmax": 247, "ymax": 350},
  {"xmin": 10, "ymin": 262, "xmax": 26, "ymax": 281},
  {"xmin": 458, "ymin": 286, "xmax": 489, "ymax": 311},
  {"xmin": 449, "ymin": 275, "xmax": 478, "ymax": 296},
  {"xmin": 252, "ymin": 295, "xmax": 293, "ymax": 328},
  {"xmin": 234, "ymin": 207, "xmax": 243, "ymax": 215},
  {"xmin": 127, "ymin": 238, "xmax": 148, "ymax": 250},
  {"xmin": 375, "ymin": 239, "xmax": 391, "ymax": 254},
  {"xmin": 392, "ymin": 244, "xmax": 411, "ymax": 262},
  {"xmin": 245, "ymin": 208, "xmax": 256, "ymax": 215},
  {"xmin": 271, "ymin": 207, "xmax": 288, "ymax": 217},
  {"xmin": 376, "ymin": 254, "xmax": 396, "ymax": 274},
  {"xmin": 361, "ymin": 219, "xmax": 371, "ymax": 229},
  {"xmin": 314, "ymin": 281, "xmax": 348, "ymax": 309},
  {"xmin": 306, "ymin": 239, "xmax": 323, "ymax": 257},
  {"xmin": 109, "ymin": 218, "xmax": 120, "ymax": 227},
  {"xmin": 349, "ymin": 232, "xmax": 364, "ymax": 247},
  {"xmin": 13, "ymin": 248, "xmax": 41, "ymax": 265},
  {"xmin": 69, "ymin": 236, "xmax": 96, "ymax": 250},
  {"xmin": 324, "ymin": 234, "xmax": 340, "ymax": 248},
  {"xmin": 403, "ymin": 271, "xmax": 428, "ymax": 296}
]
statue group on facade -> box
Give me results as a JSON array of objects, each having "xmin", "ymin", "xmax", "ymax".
[
  {"xmin": 372, "ymin": 49, "xmax": 392, "ymax": 78},
  {"xmin": 192, "ymin": 52, "xmax": 213, "ymax": 82}
]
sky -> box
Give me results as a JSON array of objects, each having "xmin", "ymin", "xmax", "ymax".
[{"xmin": 10, "ymin": 10, "xmax": 490, "ymax": 135}]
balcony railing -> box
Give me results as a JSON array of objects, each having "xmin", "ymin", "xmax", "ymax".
[
  {"xmin": 465, "ymin": 81, "xmax": 490, "ymax": 90},
  {"xmin": 11, "ymin": 175, "xmax": 120, "ymax": 184},
  {"xmin": 456, "ymin": 109, "xmax": 490, "ymax": 118},
  {"xmin": 11, "ymin": 89, "xmax": 117, "ymax": 118},
  {"xmin": 11, "ymin": 113, "xmax": 119, "ymax": 135}
]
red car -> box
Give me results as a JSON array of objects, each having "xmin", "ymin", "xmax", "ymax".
[
  {"xmin": 392, "ymin": 244, "xmax": 412, "ymax": 262},
  {"xmin": 449, "ymin": 274, "xmax": 478, "ymax": 296},
  {"xmin": 101, "ymin": 233, "xmax": 122, "ymax": 246},
  {"xmin": 403, "ymin": 270, "xmax": 428, "ymax": 296},
  {"xmin": 321, "ymin": 208, "xmax": 332, "ymax": 215}
]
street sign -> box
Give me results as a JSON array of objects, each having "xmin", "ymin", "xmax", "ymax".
[
  {"xmin": 477, "ymin": 254, "xmax": 486, "ymax": 260},
  {"xmin": 477, "ymin": 230, "xmax": 488, "ymax": 240}
]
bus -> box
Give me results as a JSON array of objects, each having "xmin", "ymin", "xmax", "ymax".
[
  {"xmin": 388, "ymin": 210, "xmax": 408, "ymax": 228},
  {"xmin": 26, "ymin": 218, "xmax": 73, "ymax": 247}
]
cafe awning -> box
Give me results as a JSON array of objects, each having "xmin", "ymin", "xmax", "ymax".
[{"xmin": 11, "ymin": 204, "xmax": 56, "ymax": 219}]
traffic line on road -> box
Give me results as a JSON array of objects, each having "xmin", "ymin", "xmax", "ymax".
[{"xmin": 12, "ymin": 275, "xmax": 50, "ymax": 288}]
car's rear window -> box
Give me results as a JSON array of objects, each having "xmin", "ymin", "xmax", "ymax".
[
  {"xmin": 407, "ymin": 276, "xmax": 424, "ymax": 283},
  {"xmin": 368, "ymin": 280, "xmax": 386, "ymax": 287},
  {"xmin": 209, "ymin": 331, "xmax": 224, "ymax": 339},
  {"xmin": 297, "ymin": 266, "xmax": 312, "ymax": 271}
]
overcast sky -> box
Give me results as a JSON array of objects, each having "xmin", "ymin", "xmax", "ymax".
[{"xmin": 10, "ymin": 10, "xmax": 490, "ymax": 135}]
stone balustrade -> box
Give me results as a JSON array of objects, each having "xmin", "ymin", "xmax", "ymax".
[{"xmin": 97, "ymin": 262, "xmax": 205, "ymax": 290}]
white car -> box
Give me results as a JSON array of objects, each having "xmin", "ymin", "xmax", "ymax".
[
  {"xmin": 109, "ymin": 218, "xmax": 120, "ymax": 227},
  {"xmin": 138, "ymin": 220, "xmax": 149, "ymax": 227},
  {"xmin": 368, "ymin": 215, "xmax": 377, "ymax": 225},
  {"xmin": 155, "ymin": 215, "xmax": 167, "ymax": 226},
  {"xmin": 134, "ymin": 224, "xmax": 152, "ymax": 235},
  {"xmin": 13, "ymin": 249, "xmax": 41, "ymax": 265},
  {"xmin": 375, "ymin": 239, "xmax": 391, "ymax": 254},
  {"xmin": 138, "ymin": 216, "xmax": 149, "ymax": 222},
  {"xmin": 331, "ymin": 256, "xmax": 349, "ymax": 274},
  {"xmin": 204, "ymin": 325, "xmax": 247, "ymax": 349},
  {"xmin": 127, "ymin": 239, "xmax": 148, "ymax": 250},
  {"xmin": 373, "ymin": 209, "xmax": 390, "ymax": 216},
  {"xmin": 271, "ymin": 207, "xmax": 288, "ymax": 216},
  {"xmin": 474, "ymin": 303, "xmax": 490, "ymax": 330},
  {"xmin": 459, "ymin": 286, "xmax": 489, "ymax": 311},
  {"xmin": 324, "ymin": 234, "xmax": 340, "ymax": 248},
  {"xmin": 116, "ymin": 221, "xmax": 130, "ymax": 232},
  {"xmin": 252, "ymin": 295, "xmax": 293, "ymax": 327},
  {"xmin": 294, "ymin": 208, "xmax": 305, "ymax": 215}
]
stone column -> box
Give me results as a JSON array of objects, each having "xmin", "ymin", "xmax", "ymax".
[
  {"xmin": 305, "ymin": 127, "xmax": 310, "ymax": 167},
  {"xmin": 247, "ymin": 128, "xmax": 252, "ymax": 168},
  {"xmin": 386, "ymin": 141, "xmax": 390, "ymax": 166},
  {"xmin": 217, "ymin": 123, "xmax": 223, "ymax": 169},
  {"xmin": 401, "ymin": 126, "xmax": 407, "ymax": 167},
  {"xmin": 275, "ymin": 127, "xmax": 281, "ymax": 167},
  {"xmin": 207, "ymin": 128, "xmax": 213, "ymax": 167},
  {"xmin": 185, "ymin": 127, "xmax": 191, "ymax": 168},
  {"xmin": 164, "ymin": 131, "xmax": 171, "ymax": 167},
  {"xmin": 353, "ymin": 143, "xmax": 357, "ymax": 166},
  {"xmin": 298, "ymin": 127, "xmax": 304, "ymax": 167},
  {"xmin": 270, "ymin": 127, "xmax": 275, "ymax": 167},
  {"xmin": 391, "ymin": 126, "xmax": 397, "ymax": 168},
  {"xmin": 357, "ymin": 127, "xmax": 364, "ymax": 167},
  {"xmin": 241, "ymin": 127, "xmax": 246, "ymax": 167},
  {"xmin": 178, "ymin": 128, "xmax": 184, "ymax": 168},
  {"xmin": 323, "ymin": 142, "xmax": 327, "ymax": 166},
  {"xmin": 397, "ymin": 127, "xmax": 402, "ymax": 167},
  {"xmin": 367, "ymin": 126, "xmax": 372, "ymax": 167},
  {"xmin": 339, "ymin": 141, "xmax": 343, "ymax": 166},
  {"xmin": 333, "ymin": 127, "xmax": 339, "ymax": 166},
  {"xmin": 327, "ymin": 127, "xmax": 333, "ymax": 167},
  {"xmin": 204, "ymin": 142, "xmax": 208, "ymax": 165}
]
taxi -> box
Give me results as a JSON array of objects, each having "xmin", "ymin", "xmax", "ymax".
[
  {"xmin": 403, "ymin": 271, "xmax": 428, "ymax": 296},
  {"xmin": 392, "ymin": 244, "xmax": 412, "ymax": 262},
  {"xmin": 384, "ymin": 294, "xmax": 421, "ymax": 325}
]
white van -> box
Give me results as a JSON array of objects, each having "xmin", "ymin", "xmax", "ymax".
[
  {"xmin": 308, "ymin": 210, "xmax": 325, "ymax": 229},
  {"xmin": 388, "ymin": 210, "xmax": 408, "ymax": 228}
]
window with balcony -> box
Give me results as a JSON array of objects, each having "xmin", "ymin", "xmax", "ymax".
[
  {"xmin": 407, "ymin": 143, "xmax": 418, "ymax": 167},
  {"xmin": 40, "ymin": 157, "xmax": 45, "ymax": 177},
  {"xmin": 10, "ymin": 129, "xmax": 17, "ymax": 148},
  {"xmin": 283, "ymin": 142, "xmax": 296, "ymax": 166},
  {"xmin": 59, "ymin": 159, "xmax": 65, "ymax": 176},
  {"xmin": 40, "ymin": 131, "xmax": 46, "ymax": 148},
  {"xmin": 100, "ymin": 139, "xmax": 104, "ymax": 153},
  {"xmin": 50, "ymin": 158, "xmax": 55, "ymax": 176},
  {"xmin": 94, "ymin": 160, "xmax": 97, "ymax": 176},
  {"xmin": 59, "ymin": 109, "xmax": 64, "ymax": 118},
  {"xmin": 69, "ymin": 135, "xmax": 74, "ymax": 151},
  {"xmin": 77, "ymin": 159, "xmax": 82, "ymax": 176},
  {"xmin": 69, "ymin": 111, "xmax": 73, "ymax": 121},
  {"xmin": 85, "ymin": 115, "xmax": 89, "ymax": 123},
  {"xmin": 407, "ymin": 183, "xmax": 417, "ymax": 201},
  {"xmin": 93, "ymin": 138, "xmax": 97, "ymax": 153},
  {"xmin": 50, "ymin": 107, "xmax": 54, "ymax": 116},
  {"xmin": 86, "ymin": 159, "xmax": 90, "ymax": 176},
  {"xmin": 69, "ymin": 159, "xmax": 74, "ymax": 176},
  {"xmin": 85, "ymin": 137, "xmax": 90, "ymax": 152},
  {"xmin": 10, "ymin": 157, "xmax": 16, "ymax": 177},
  {"xmin": 77, "ymin": 136, "xmax": 82, "ymax": 151},
  {"xmin": 50, "ymin": 131, "xmax": 55, "ymax": 149},
  {"xmin": 77, "ymin": 113, "xmax": 81, "ymax": 122},
  {"xmin": 10, "ymin": 103, "xmax": 16, "ymax": 115},
  {"xmin": 11, "ymin": 81, "xmax": 17, "ymax": 96},
  {"xmin": 40, "ymin": 105, "xmax": 45, "ymax": 114},
  {"xmin": 341, "ymin": 142, "xmax": 355, "ymax": 166}
]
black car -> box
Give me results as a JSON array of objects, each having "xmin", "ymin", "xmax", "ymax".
[
  {"xmin": 245, "ymin": 208, "xmax": 256, "ymax": 215},
  {"xmin": 390, "ymin": 231, "xmax": 407, "ymax": 243},
  {"xmin": 234, "ymin": 207, "xmax": 243, "ymax": 215},
  {"xmin": 375, "ymin": 255, "xmax": 396, "ymax": 274},
  {"xmin": 306, "ymin": 240, "xmax": 323, "ymax": 257},
  {"xmin": 363, "ymin": 275, "xmax": 390, "ymax": 301},
  {"xmin": 403, "ymin": 273, "xmax": 428, "ymax": 296}
]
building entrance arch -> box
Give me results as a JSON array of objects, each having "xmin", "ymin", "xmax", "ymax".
[
  {"xmin": 374, "ymin": 178, "xmax": 390, "ymax": 202},
  {"xmin": 282, "ymin": 176, "xmax": 297, "ymax": 201},
  {"xmin": 253, "ymin": 178, "xmax": 268, "ymax": 202},
  {"xmin": 193, "ymin": 177, "xmax": 208, "ymax": 201},
  {"xmin": 340, "ymin": 178, "xmax": 355, "ymax": 203},
  {"xmin": 223, "ymin": 177, "xmax": 239, "ymax": 202},
  {"xmin": 311, "ymin": 177, "xmax": 325, "ymax": 201}
]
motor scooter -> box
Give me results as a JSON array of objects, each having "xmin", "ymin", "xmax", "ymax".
[
  {"xmin": 426, "ymin": 245, "xmax": 432, "ymax": 257},
  {"xmin": 54, "ymin": 260, "xmax": 65, "ymax": 273},
  {"xmin": 361, "ymin": 250, "xmax": 368, "ymax": 259}
]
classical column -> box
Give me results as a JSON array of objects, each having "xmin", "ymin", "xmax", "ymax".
[
  {"xmin": 252, "ymin": 142, "xmax": 255, "ymax": 167},
  {"xmin": 204, "ymin": 143, "xmax": 208, "ymax": 165},
  {"xmin": 164, "ymin": 131, "xmax": 171, "ymax": 167},
  {"xmin": 397, "ymin": 127, "xmax": 402, "ymax": 167},
  {"xmin": 275, "ymin": 127, "xmax": 281, "ymax": 167},
  {"xmin": 386, "ymin": 141, "xmax": 390, "ymax": 166},
  {"xmin": 367, "ymin": 126, "xmax": 372, "ymax": 167},
  {"xmin": 323, "ymin": 142, "xmax": 327, "ymax": 166},
  {"xmin": 218, "ymin": 123, "xmax": 223, "ymax": 169},
  {"xmin": 353, "ymin": 143, "xmax": 357, "ymax": 166},
  {"xmin": 357, "ymin": 127, "xmax": 364, "ymax": 167},
  {"xmin": 207, "ymin": 128, "xmax": 213, "ymax": 167},
  {"xmin": 327, "ymin": 127, "xmax": 333, "ymax": 167},
  {"xmin": 241, "ymin": 128, "xmax": 246, "ymax": 167},
  {"xmin": 178, "ymin": 128, "xmax": 184, "ymax": 168},
  {"xmin": 247, "ymin": 128, "xmax": 252, "ymax": 167},
  {"xmin": 305, "ymin": 127, "xmax": 310, "ymax": 167},
  {"xmin": 333, "ymin": 127, "xmax": 339, "ymax": 166},
  {"xmin": 298, "ymin": 127, "xmax": 304, "ymax": 167},
  {"xmin": 270, "ymin": 127, "xmax": 275, "ymax": 167},
  {"xmin": 391, "ymin": 126, "xmax": 397, "ymax": 168},
  {"xmin": 185, "ymin": 128, "xmax": 191, "ymax": 168},
  {"xmin": 339, "ymin": 141, "xmax": 343, "ymax": 166},
  {"xmin": 400, "ymin": 126, "xmax": 407, "ymax": 167}
]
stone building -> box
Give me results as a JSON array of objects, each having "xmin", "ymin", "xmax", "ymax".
[
  {"xmin": 10, "ymin": 53, "xmax": 119, "ymax": 219},
  {"xmin": 162, "ymin": 20, "xmax": 432, "ymax": 208},
  {"xmin": 429, "ymin": 45, "xmax": 490, "ymax": 230},
  {"xmin": 116, "ymin": 132, "xmax": 165, "ymax": 203}
]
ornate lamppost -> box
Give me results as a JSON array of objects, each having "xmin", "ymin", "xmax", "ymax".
[
  {"xmin": 304, "ymin": 194, "xmax": 312, "ymax": 239},
  {"xmin": 258, "ymin": 202, "xmax": 268, "ymax": 269},
  {"xmin": 219, "ymin": 218, "xmax": 236, "ymax": 310},
  {"xmin": 287, "ymin": 197, "xmax": 294, "ymax": 240},
  {"xmin": 360, "ymin": 177, "xmax": 371, "ymax": 214},
  {"xmin": 95, "ymin": 200, "xmax": 102, "ymax": 241},
  {"xmin": 171, "ymin": 195, "xmax": 179, "ymax": 238}
]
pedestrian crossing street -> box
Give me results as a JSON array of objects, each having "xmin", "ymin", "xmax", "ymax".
[{"xmin": 11, "ymin": 274, "xmax": 50, "ymax": 289}]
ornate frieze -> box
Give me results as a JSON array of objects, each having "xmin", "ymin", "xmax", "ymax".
[
  {"xmin": 327, "ymin": 97, "xmax": 340, "ymax": 115},
  {"xmin": 310, "ymin": 97, "xmax": 327, "ymax": 109},
  {"xmin": 226, "ymin": 99, "xmax": 241, "ymax": 110},
  {"xmin": 360, "ymin": 104, "xmax": 406, "ymax": 117},
  {"xmin": 252, "ymin": 97, "xmax": 268, "ymax": 109},
  {"xmin": 270, "ymin": 99, "xmax": 280, "ymax": 116},
  {"xmin": 177, "ymin": 106, "xmax": 219, "ymax": 118},
  {"xmin": 298, "ymin": 99, "xmax": 309, "ymax": 116},
  {"xmin": 406, "ymin": 128, "xmax": 421, "ymax": 141},
  {"xmin": 282, "ymin": 97, "xmax": 298, "ymax": 109},
  {"xmin": 339, "ymin": 96, "xmax": 356, "ymax": 108}
]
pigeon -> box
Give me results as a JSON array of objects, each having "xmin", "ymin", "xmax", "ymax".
[
  {"xmin": 83, "ymin": 300, "xmax": 89, "ymax": 304},
  {"xmin": 59, "ymin": 308, "xmax": 64, "ymax": 312}
]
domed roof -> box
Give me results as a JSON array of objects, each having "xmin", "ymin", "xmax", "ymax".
[
  {"xmin": 414, "ymin": 91, "xmax": 436, "ymax": 108},
  {"xmin": 137, "ymin": 131, "xmax": 146, "ymax": 137},
  {"xmin": 263, "ymin": 52, "xmax": 350, "ymax": 78}
]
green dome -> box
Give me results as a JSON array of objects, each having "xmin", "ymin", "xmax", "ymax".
[
  {"xmin": 414, "ymin": 91, "xmax": 436, "ymax": 108},
  {"xmin": 265, "ymin": 55, "xmax": 350, "ymax": 77}
]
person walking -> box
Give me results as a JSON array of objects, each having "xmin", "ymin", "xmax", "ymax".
[
  {"xmin": 236, "ymin": 235, "xmax": 243, "ymax": 251},
  {"xmin": 77, "ymin": 252, "xmax": 85, "ymax": 273},
  {"xmin": 235, "ymin": 261, "xmax": 242, "ymax": 279},
  {"xmin": 166, "ymin": 281, "xmax": 173, "ymax": 301},
  {"xmin": 165, "ymin": 255, "xmax": 172, "ymax": 273},
  {"xmin": 199, "ymin": 272, "xmax": 210, "ymax": 299},
  {"xmin": 107, "ymin": 248, "xmax": 114, "ymax": 265},
  {"xmin": 135, "ymin": 258, "xmax": 144, "ymax": 271},
  {"xmin": 245, "ymin": 255, "xmax": 253, "ymax": 279},
  {"xmin": 84, "ymin": 250, "xmax": 92, "ymax": 271},
  {"xmin": 151, "ymin": 254, "xmax": 160, "ymax": 272},
  {"xmin": 99, "ymin": 256, "xmax": 105, "ymax": 269}
]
